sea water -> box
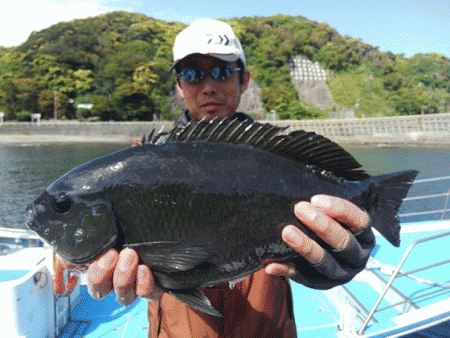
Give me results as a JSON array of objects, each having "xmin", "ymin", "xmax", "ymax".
[{"xmin": 0, "ymin": 142, "xmax": 449, "ymax": 229}]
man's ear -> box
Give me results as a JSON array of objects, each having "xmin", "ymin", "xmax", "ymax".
[
  {"xmin": 240, "ymin": 71, "xmax": 251, "ymax": 95},
  {"xmin": 176, "ymin": 77, "xmax": 185, "ymax": 99}
]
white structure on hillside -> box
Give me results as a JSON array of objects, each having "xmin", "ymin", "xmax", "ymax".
[{"xmin": 287, "ymin": 56, "xmax": 328, "ymax": 83}]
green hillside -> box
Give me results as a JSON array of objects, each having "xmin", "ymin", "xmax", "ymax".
[{"xmin": 1, "ymin": 12, "xmax": 449, "ymax": 121}]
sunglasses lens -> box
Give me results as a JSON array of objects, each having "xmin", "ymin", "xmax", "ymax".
[
  {"xmin": 211, "ymin": 66, "xmax": 233, "ymax": 80},
  {"xmin": 179, "ymin": 66, "xmax": 237, "ymax": 83},
  {"xmin": 180, "ymin": 69, "xmax": 205, "ymax": 83}
]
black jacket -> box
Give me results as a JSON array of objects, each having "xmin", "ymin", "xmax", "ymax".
[{"xmin": 173, "ymin": 110, "xmax": 254, "ymax": 128}]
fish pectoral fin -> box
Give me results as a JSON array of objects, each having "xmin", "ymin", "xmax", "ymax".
[
  {"xmin": 168, "ymin": 289, "xmax": 223, "ymax": 317},
  {"xmin": 127, "ymin": 242, "xmax": 217, "ymax": 272}
]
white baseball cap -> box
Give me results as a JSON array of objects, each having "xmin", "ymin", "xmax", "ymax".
[{"xmin": 171, "ymin": 18, "xmax": 246, "ymax": 71}]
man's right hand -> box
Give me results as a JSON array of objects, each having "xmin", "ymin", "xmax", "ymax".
[{"xmin": 57, "ymin": 248, "xmax": 163, "ymax": 306}]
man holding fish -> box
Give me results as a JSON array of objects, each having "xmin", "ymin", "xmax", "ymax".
[{"xmin": 57, "ymin": 19, "xmax": 375, "ymax": 337}]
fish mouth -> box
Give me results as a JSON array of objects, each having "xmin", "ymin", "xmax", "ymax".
[
  {"xmin": 26, "ymin": 191, "xmax": 52, "ymax": 231},
  {"xmin": 25, "ymin": 204, "xmax": 37, "ymax": 230}
]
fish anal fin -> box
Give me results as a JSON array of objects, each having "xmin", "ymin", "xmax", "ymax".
[{"xmin": 168, "ymin": 289, "xmax": 223, "ymax": 317}]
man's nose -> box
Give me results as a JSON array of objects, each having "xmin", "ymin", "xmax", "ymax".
[{"xmin": 200, "ymin": 76, "xmax": 217, "ymax": 95}]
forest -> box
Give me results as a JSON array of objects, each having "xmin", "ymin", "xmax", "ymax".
[{"xmin": 1, "ymin": 12, "xmax": 449, "ymax": 121}]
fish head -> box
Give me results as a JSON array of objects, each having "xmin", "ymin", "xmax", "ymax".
[{"xmin": 26, "ymin": 190, "xmax": 118, "ymax": 265}]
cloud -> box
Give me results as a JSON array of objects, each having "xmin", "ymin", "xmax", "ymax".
[{"xmin": 0, "ymin": 0, "xmax": 111, "ymax": 47}]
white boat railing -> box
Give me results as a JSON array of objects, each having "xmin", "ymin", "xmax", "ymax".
[
  {"xmin": 358, "ymin": 230, "xmax": 450, "ymax": 335},
  {"xmin": 0, "ymin": 226, "xmax": 44, "ymax": 256},
  {"xmin": 399, "ymin": 175, "xmax": 450, "ymax": 221},
  {"xmin": 343, "ymin": 175, "xmax": 450, "ymax": 336}
]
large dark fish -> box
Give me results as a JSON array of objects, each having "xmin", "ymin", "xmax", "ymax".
[{"xmin": 26, "ymin": 119, "xmax": 418, "ymax": 317}]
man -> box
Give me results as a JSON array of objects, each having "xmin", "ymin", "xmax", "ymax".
[{"xmin": 58, "ymin": 19, "xmax": 374, "ymax": 337}]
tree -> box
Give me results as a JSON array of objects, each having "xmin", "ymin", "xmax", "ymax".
[
  {"xmin": 0, "ymin": 74, "xmax": 20, "ymax": 119},
  {"xmin": 38, "ymin": 90, "xmax": 74, "ymax": 119},
  {"xmin": 276, "ymin": 100, "xmax": 319, "ymax": 120},
  {"xmin": 1, "ymin": 12, "xmax": 449, "ymax": 121},
  {"xmin": 132, "ymin": 64, "xmax": 158, "ymax": 91},
  {"xmin": 14, "ymin": 78, "xmax": 40, "ymax": 114},
  {"xmin": 383, "ymin": 72, "xmax": 408, "ymax": 91},
  {"xmin": 38, "ymin": 90, "xmax": 55, "ymax": 119},
  {"xmin": 73, "ymin": 69, "xmax": 94, "ymax": 94},
  {"xmin": 77, "ymin": 94, "xmax": 117, "ymax": 121},
  {"xmin": 0, "ymin": 52, "xmax": 27, "ymax": 77}
]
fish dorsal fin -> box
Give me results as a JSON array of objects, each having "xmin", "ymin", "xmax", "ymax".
[{"xmin": 154, "ymin": 118, "xmax": 369, "ymax": 181}]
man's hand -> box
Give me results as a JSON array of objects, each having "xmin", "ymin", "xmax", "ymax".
[
  {"xmin": 55, "ymin": 248, "xmax": 163, "ymax": 306},
  {"xmin": 265, "ymin": 194, "xmax": 374, "ymax": 288},
  {"xmin": 85, "ymin": 248, "xmax": 163, "ymax": 306}
]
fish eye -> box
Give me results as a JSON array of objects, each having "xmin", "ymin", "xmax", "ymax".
[{"xmin": 52, "ymin": 193, "xmax": 72, "ymax": 213}]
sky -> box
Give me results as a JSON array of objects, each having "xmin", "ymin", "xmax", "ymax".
[{"xmin": 0, "ymin": 0, "xmax": 449, "ymax": 58}]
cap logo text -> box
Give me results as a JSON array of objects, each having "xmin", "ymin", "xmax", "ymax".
[{"xmin": 206, "ymin": 34, "xmax": 230, "ymax": 46}]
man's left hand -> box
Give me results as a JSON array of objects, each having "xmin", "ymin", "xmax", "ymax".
[{"xmin": 265, "ymin": 194, "xmax": 374, "ymax": 288}]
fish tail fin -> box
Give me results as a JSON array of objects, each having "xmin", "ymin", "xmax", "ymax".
[{"xmin": 365, "ymin": 170, "xmax": 419, "ymax": 247}]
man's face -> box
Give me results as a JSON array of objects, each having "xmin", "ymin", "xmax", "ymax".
[{"xmin": 176, "ymin": 54, "xmax": 250, "ymax": 121}]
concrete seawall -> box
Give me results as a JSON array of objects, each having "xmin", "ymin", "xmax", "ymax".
[
  {"xmin": 269, "ymin": 113, "xmax": 450, "ymax": 145},
  {"xmin": 0, "ymin": 121, "xmax": 173, "ymax": 144},
  {"xmin": 1, "ymin": 113, "xmax": 450, "ymax": 145}
]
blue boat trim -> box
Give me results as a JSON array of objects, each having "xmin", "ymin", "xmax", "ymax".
[{"xmin": 58, "ymin": 320, "xmax": 91, "ymax": 338}]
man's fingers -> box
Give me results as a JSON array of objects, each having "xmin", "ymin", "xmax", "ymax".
[
  {"xmin": 293, "ymin": 202, "xmax": 350, "ymax": 252},
  {"xmin": 275, "ymin": 196, "xmax": 374, "ymax": 284},
  {"xmin": 282, "ymin": 224, "xmax": 325, "ymax": 264},
  {"xmin": 86, "ymin": 249, "xmax": 118, "ymax": 300},
  {"xmin": 136, "ymin": 265, "xmax": 163, "ymax": 301},
  {"xmin": 265, "ymin": 262, "xmax": 296, "ymax": 277},
  {"xmin": 311, "ymin": 195, "xmax": 370, "ymax": 233},
  {"xmin": 113, "ymin": 248, "xmax": 139, "ymax": 306},
  {"xmin": 283, "ymin": 195, "xmax": 370, "ymax": 264}
]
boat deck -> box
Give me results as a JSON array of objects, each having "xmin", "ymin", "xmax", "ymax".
[
  {"xmin": 59, "ymin": 288, "xmax": 149, "ymax": 338},
  {"xmin": 292, "ymin": 220, "xmax": 450, "ymax": 337},
  {"xmin": 57, "ymin": 220, "xmax": 450, "ymax": 338}
]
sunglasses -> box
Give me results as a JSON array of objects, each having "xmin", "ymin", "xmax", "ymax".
[{"xmin": 178, "ymin": 66, "xmax": 241, "ymax": 83}]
